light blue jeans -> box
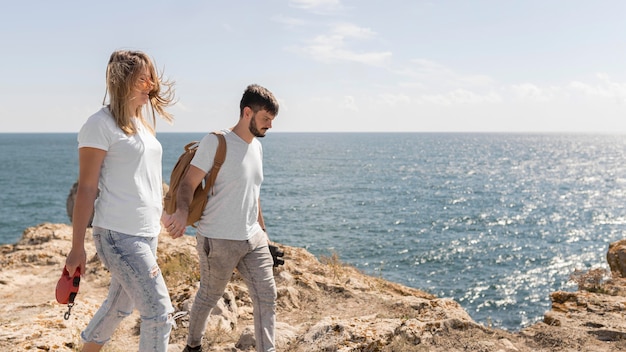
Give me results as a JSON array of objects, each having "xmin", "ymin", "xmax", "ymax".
[
  {"xmin": 188, "ymin": 230, "xmax": 277, "ymax": 352},
  {"xmin": 82, "ymin": 227, "xmax": 174, "ymax": 351}
]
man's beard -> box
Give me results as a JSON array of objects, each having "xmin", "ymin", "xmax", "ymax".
[{"xmin": 249, "ymin": 114, "xmax": 266, "ymax": 138}]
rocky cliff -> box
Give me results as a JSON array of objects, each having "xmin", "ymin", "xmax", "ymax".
[{"xmin": 1, "ymin": 223, "xmax": 626, "ymax": 351}]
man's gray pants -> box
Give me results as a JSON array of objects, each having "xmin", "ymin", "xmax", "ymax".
[{"xmin": 187, "ymin": 231, "xmax": 277, "ymax": 352}]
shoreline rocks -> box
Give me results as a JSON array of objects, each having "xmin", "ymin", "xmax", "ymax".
[{"xmin": 2, "ymin": 223, "xmax": 626, "ymax": 351}]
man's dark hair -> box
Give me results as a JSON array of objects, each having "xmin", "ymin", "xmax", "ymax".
[{"xmin": 240, "ymin": 84, "xmax": 279, "ymax": 117}]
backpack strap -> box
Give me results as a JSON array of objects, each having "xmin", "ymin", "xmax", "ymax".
[{"xmin": 201, "ymin": 131, "xmax": 227, "ymax": 197}]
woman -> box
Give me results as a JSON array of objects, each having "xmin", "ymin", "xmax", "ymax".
[{"xmin": 65, "ymin": 50, "xmax": 176, "ymax": 352}]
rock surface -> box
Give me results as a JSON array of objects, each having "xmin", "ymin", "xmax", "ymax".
[{"xmin": 2, "ymin": 223, "xmax": 626, "ymax": 351}]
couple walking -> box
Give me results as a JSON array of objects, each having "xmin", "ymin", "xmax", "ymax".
[{"xmin": 64, "ymin": 49, "xmax": 281, "ymax": 352}]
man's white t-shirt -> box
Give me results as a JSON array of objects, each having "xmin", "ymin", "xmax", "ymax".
[
  {"xmin": 78, "ymin": 107, "xmax": 163, "ymax": 237},
  {"xmin": 191, "ymin": 129, "xmax": 264, "ymax": 241}
]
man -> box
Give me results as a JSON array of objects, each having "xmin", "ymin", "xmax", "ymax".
[{"xmin": 163, "ymin": 84, "xmax": 279, "ymax": 352}]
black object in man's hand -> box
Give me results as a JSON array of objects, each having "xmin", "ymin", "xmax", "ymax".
[{"xmin": 269, "ymin": 244, "xmax": 285, "ymax": 267}]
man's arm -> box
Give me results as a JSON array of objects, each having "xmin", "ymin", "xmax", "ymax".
[
  {"xmin": 260, "ymin": 199, "xmax": 285, "ymax": 266},
  {"xmin": 258, "ymin": 198, "xmax": 269, "ymax": 241},
  {"xmin": 162, "ymin": 165, "xmax": 206, "ymax": 238}
]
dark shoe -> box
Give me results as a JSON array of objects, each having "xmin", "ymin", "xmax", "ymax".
[{"xmin": 183, "ymin": 345, "xmax": 202, "ymax": 352}]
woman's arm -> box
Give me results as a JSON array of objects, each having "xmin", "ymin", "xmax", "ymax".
[{"xmin": 65, "ymin": 147, "xmax": 106, "ymax": 276}]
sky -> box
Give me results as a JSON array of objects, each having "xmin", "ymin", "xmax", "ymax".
[{"xmin": 2, "ymin": 0, "xmax": 626, "ymax": 133}]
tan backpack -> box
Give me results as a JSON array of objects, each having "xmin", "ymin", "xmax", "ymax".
[{"xmin": 163, "ymin": 132, "xmax": 226, "ymax": 226}]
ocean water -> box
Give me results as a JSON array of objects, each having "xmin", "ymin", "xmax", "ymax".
[{"xmin": 2, "ymin": 132, "xmax": 626, "ymax": 331}]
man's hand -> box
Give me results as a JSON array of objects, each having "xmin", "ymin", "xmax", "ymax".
[{"xmin": 162, "ymin": 210, "xmax": 188, "ymax": 239}]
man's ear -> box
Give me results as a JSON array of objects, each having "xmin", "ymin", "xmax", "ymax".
[{"xmin": 242, "ymin": 106, "xmax": 253, "ymax": 120}]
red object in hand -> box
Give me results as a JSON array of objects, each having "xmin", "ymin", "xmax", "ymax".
[{"xmin": 55, "ymin": 266, "xmax": 81, "ymax": 304}]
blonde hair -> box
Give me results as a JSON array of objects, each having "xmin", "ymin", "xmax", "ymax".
[{"xmin": 103, "ymin": 50, "xmax": 175, "ymax": 135}]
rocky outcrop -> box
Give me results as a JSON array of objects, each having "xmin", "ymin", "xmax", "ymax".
[
  {"xmin": 2, "ymin": 223, "xmax": 626, "ymax": 351},
  {"xmin": 65, "ymin": 181, "xmax": 96, "ymax": 226},
  {"xmin": 608, "ymin": 239, "xmax": 626, "ymax": 278}
]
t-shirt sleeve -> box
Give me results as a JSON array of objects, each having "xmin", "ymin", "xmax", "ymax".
[
  {"xmin": 77, "ymin": 112, "xmax": 112, "ymax": 151},
  {"xmin": 190, "ymin": 133, "xmax": 219, "ymax": 173}
]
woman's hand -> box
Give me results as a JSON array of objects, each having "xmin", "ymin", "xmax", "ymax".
[
  {"xmin": 65, "ymin": 247, "xmax": 86, "ymax": 277},
  {"xmin": 162, "ymin": 211, "xmax": 188, "ymax": 239}
]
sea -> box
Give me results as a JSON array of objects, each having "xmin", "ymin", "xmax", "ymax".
[{"xmin": 2, "ymin": 132, "xmax": 626, "ymax": 331}]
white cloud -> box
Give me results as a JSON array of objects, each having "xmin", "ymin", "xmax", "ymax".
[
  {"xmin": 416, "ymin": 90, "xmax": 502, "ymax": 105},
  {"xmin": 405, "ymin": 59, "xmax": 452, "ymax": 76},
  {"xmin": 389, "ymin": 60, "xmax": 626, "ymax": 110},
  {"xmin": 299, "ymin": 23, "xmax": 391, "ymax": 66},
  {"xmin": 378, "ymin": 93, "xmax": 411, "ymax": 106},
  {"xmin": 272, "ymin": 14, "xmax": 308, "ymax": 27},
  {"xmin": 510, "ymin": 83, "xmax": 562, "ymax": 102},
  {"xmin": 289, "ymin": 0, "xmax": 342, "ymax": 12},
  {"xmin": 568, "ymin": 74, "xmax": 626, "ymax": 102},
  {"xmin": 396, "ymin": 59, "xmax": 495, "ymax": 90},
  {"xmin": 344, "ymin": 95, "xmax": 358, "ymax": 111},
  {"xmin": 332, "ymin": 23, "xmax": 376, "ymax": 39},
  {"xmin": 504, "ymin": 74, "xmax": 626, "ymax": 105}
]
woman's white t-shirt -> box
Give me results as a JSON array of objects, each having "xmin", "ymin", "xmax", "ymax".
[{"xmin": 77, "ymin": 107, "xmax": 163, "ymax": 237}]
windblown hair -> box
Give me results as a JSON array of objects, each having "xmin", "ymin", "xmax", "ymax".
[
  {"xmin": 239, "ymin": 84, "xmax": 279, "ymax": 118},
  {"xmin": 103, "ymin": 50, "xmax": 176, "ymax": 135}
]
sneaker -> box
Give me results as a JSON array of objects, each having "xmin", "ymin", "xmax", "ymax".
[{"xmin": 182, "ymin": 345, "xmax": 202, "ymax": 352}]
